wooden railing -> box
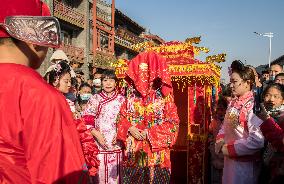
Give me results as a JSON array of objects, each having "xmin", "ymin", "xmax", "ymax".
[
  {"xmin": 96, "ymin": 7, "xmax": 111, "ymax": 23},
  {"xmin": 115, "ymin": 26, "xmax": 145, "ymax": 44},
  {"xmin": 60, "ymin": 43, "xmax": 85, "ymax": 62},
  {"xmin": 114, "ymin": 35, "xmax": 133, "ymax": 50},
  {"xmin": 53, "ymin": 0, "xmax": 85, "ymax": 28}
]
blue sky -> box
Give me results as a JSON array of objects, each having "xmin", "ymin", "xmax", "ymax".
[{"xmin": 115, "ymin": 0, "xmax": 284, "ymax": 82}]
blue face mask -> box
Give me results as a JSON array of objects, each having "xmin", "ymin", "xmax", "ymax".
[
  {"xmin": 270, "ymin": 75, "xmax": 275, "ymax": 81},
  {"xmin": 80, "ymin": 93, "xmax": 92, "ymax": 101}
]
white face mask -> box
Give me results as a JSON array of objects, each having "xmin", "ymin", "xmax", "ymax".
[
  {"xmin": 93, "ymin": 78, "xmax": 101, "ymax": 86},
  {"xmin": 80, "ymin": 93, "xmax": 92, "ymax": 101}
]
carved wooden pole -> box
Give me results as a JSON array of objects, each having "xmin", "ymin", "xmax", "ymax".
[
  {"xmin": 93, "ymin": 0, "xmax": 97, "ymax": 57},
  {"xmin": 111, "ymin": 0, "xmax": 115, "ymax": 53}
]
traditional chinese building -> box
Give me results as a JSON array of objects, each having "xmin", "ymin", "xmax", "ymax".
[
  {"xmin": 39, "ymin": 0, "xmax": 91, "ymax": 77},
  {"xmin": 39, "ymin": 0, "xmax": 163, "ymax": 79},
  {"xmin": 114, "ymin": 9, "xmax": 145, "ymax": 60}
]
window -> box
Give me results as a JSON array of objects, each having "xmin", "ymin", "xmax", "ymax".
[{"xmin": 61, "ymin": 30, "xmax": 72, "ymax": 45}]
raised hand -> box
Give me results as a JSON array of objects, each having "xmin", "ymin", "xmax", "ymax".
[
  {"xmin": 128, "ymin": 126, "xmax": 144, "ymax": 140},
  {"xmin": 141, "ymin": 130, "xmax": 148, "ymax": 140},
  {"xmin": 256, "ymin": 103, "xmax": 270, "ymax": 121}
]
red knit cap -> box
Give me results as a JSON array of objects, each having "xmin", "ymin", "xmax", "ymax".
[{"xmin": 0, "ymin": 0, "xmax": 51, "ymax": 38}]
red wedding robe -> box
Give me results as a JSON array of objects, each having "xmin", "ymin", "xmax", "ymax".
[
  {"xmin": 116, "ymin": 91, "xmax": 179, "ymax": 168},
  {"xmin": 0, "ymin": 64, "xmax": 87, "ymax": 183}
]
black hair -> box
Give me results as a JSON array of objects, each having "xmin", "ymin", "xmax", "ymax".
[
  {"xmin": 101, "ymin": 69, "xmax": 118, "ymax": 82},
  {"xmin": 270, "ymin": 63, "xmax": 283, "ymax": 70},
  {"xmin": 75, "ymin": 70, "xmax": 84, "ymax": 76},
  {"xmin": 79, "ymin": 82, "xmax": 92, "ymax": 91},
  {"xmin": 231, "ymin": 60, "xmax": 255, "ymax": 89},
  {"xmin": 217, "ymin": 96, "xmax": 228, "ymax": 109},
  {"xmin": 262, "ymin": 70, "xmax": 269, "ymax": 75},
  {"xmin": 262, "ymin": 83, "xmax": 284, "ymax": 100},
  {"xmin": 44, "ymin": 60, "xmax": 71, "ymax": 85},
  {"xmin": 71, "ymin": 77, "xmax": 78, "ymax": 88},
  {"xmin": 222, "ymin": 84, "xmax": 232, "ymax": 98},
  {"xmin": 95, "ymin": 68, "xmax": 105, "ymax": 74},
  {"xmin": 275, "ymin": 73, "xmax": 284, "ymax": 80}
]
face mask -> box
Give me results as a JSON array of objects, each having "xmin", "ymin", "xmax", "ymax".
[
  {"xmin": 270, "ymin": 75, "xmax": 275, "ymax": 81},
  {"xmin": 93, "ymin": 78, "xmax": 101, "ymax": 86},
  {"xmin": 80, "ymin": 93, "xmax": 92, "ymax": 101}
]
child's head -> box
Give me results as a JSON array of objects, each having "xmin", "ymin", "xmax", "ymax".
[
  {"xmin": 101, "ymin": 69, "xmax": 117, "ymax": 94},
  {"xmin": 44, "ymin": 61, "xmax": 71, "ymax": 94},
  {"xmin": 93, "ymin": 69, "xmax": 104, "ymax": 88},
  {"xmin": 262, "ymin": 70, "xmax": 269, "ymax": 82},
  {"xmin": 79, "ymin": 83, "xmax": 92, "ymax": 94},
  {"xmin": 77, "ymin": 83, "xmax": 92, "ymax": 112},
  {"xmin": 262, "ymin": 83, "xmax": 284, "ymax": 110},
  {"xmin": 79, "ymin": 83, "xmax": 92, "ymax": 101}
]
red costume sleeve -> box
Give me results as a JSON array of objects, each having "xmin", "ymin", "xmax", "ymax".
[
  {"xmin": 0, "ymin": 64, "xmax": 89, "ymax": 183},
  {"xmin": 82, "ymin": 115, "xmax": 95, "ymax": 130},
  {"xmin": 20, "ymin": 83, "xmax": 89, "ymax": 183},
  {"xmin": 116, "ymin": 100, "xmax": 132, "ymax": 144},
  {"xmin": 147, "ymin": 94, "xmax": 180, "ymax": 152},
  {"xmin": 260, "ymin": 117, "xmax": 284, "ymax": 152},
  {"xmin": 74, "ymin": 119, "xmax": 100, "ymax": 176}
]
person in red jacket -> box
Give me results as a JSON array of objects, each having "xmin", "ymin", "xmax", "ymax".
[
  {"xmin": 257, "ymin": 83, "xmax": 284, "ymax": 183},
  {"xmin": 116, "ymin": 51, "xmax": 179, "ymax": 184},
  {"xmin": 0, "ymin": 0, "xmax": 89, "ymax": 183},
  {"xmin": 260, "ymin": 83, "xmax": 284, "ymax": 151}
]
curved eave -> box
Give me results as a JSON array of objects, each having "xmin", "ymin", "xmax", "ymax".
[{"xmin": 115, "ymin": 63, "xmax": 221, "ymax": 86}]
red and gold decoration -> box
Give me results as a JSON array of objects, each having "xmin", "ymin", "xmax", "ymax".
[
  {"xmin": 115, "ymin": 37, "xmax": 224, "ymax": 184},
  {"xmin": 206, "ymin": 53, "xmax": 226, "ymax": 63},
  {"xmin": 185, "ymin": 36, "xmax": 201, "ymax": 44}
]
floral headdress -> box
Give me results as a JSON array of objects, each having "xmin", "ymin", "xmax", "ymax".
[
  {"xmin": 44, "ymin": 61, "xmax": 66, "ymax": 84},
  {"xmin": 45, "ymin": 62, "xmax": 62, "ymax": 75}
]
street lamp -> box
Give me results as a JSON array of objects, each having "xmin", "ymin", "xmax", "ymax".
[{"xmin": 254, "ymin": 32, "xmax": 274, "ymax": 67}]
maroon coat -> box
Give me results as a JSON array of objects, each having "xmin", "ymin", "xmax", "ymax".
[{"xmin": 260, "ymin": 117, "xmax": 284, "ymax": 152}]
